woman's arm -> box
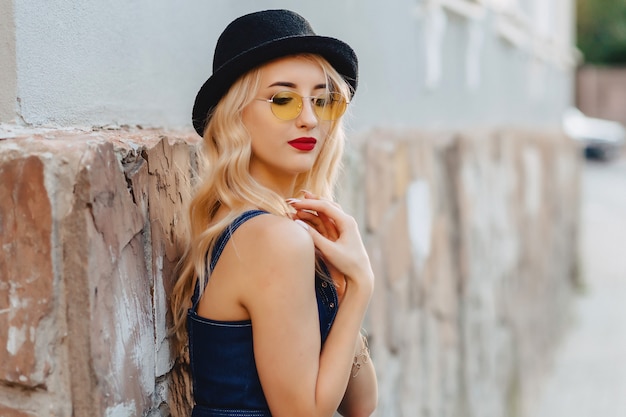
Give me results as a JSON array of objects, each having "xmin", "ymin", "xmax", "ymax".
[
  {"xmin": 337, "ymin": 333, "xmax": 378, "ymax": 417},
  {"xmin": 236, "ymin": 208, "xmax": 374, "ymax": 417},
  {"xmin": 292, "ymin": 196, "xmax": 378, "ymax": 416},
  {"xmin": 292, "ymin": 195, "xmax": 378, "ymax": 417}
]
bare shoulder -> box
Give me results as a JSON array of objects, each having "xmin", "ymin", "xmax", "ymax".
[
  {"xmin": 236, "ymin": 214, "xmax": 313, "ymax": 255},
  {"xmin": 231, "ymin": 213, "xmax": 315, "ymax": 272},
  {"xmin": 197, "ymin": 213, "xmax": 315, "ymax": 321}
]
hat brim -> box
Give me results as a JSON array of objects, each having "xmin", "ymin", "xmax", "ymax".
[{"xmin": 192, "ymin": 35, "xmax": 358, "ymax": 136}]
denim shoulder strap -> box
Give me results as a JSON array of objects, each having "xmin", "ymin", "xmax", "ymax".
[{"xmin": 191, "ymin": 209, "xmax": 268, "ymax": 309}]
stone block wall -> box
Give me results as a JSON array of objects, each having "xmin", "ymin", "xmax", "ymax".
[
  {"xmin": 0, "ymin": 129, "xmax": 197, "ymax": 417},
  {"xmin": 0, "ymin": 126, "xmax": 580, "ymax": 417},
  {"xmin": 342, "ymin": 129, "xmax": 580, "ymax": 417}
]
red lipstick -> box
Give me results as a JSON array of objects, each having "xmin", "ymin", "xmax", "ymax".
[{"xmin": 288, "ymin": 137, "xmax": 317, "ymax": 151}]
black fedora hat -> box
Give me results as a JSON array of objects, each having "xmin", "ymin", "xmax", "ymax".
[{"xmin": 192, "ymin": 9, "xmax": 358, "ymax": 136}]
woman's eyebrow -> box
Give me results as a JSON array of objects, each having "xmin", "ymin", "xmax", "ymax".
[
  {"xmin": 268, "ymin": 81, "xmax": 296, "ymax": 88},
  {"xmin": 267, "ymin": 81, "xmax": 328, "ymax": 90}
]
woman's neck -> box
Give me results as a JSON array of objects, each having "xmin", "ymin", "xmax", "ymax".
[{"xmin": 250, "ymin": 170, "xmax": 298, "ymax": 199}]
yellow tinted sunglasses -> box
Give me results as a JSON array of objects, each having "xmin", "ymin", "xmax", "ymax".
[{"xmin": 256, "ymin": 91, "xmax": 349, "ymax": 121}]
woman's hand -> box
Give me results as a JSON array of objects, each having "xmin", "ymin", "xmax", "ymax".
[
  {"xmin": 288, "ymin": 192, "xmax": 374, "ymax": 298},
  {"xmin": 289, "ymin": 192, "xmax": 347, "ymax": 300}
]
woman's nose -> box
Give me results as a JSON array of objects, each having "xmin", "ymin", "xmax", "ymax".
[{"xmin": 296, "ymin": 98, "xmax": 318, "ymax": 129}]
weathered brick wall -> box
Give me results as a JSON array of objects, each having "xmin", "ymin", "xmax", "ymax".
[{"xmin": 0, "ymin": 127, "xmax": 580, "ymax": 417}]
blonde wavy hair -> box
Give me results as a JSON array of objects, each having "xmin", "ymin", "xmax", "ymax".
[{"xmin": 170, "ymin": 54, "xmax": 353, "ymax": 347}]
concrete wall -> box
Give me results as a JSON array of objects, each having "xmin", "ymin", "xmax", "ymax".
[
  {"xmin": 2, "ymin": 0, "xmax": 575, "ymax": 131},
  {"xmin": 0, "ymin": 0, "xmax": 17, "ymax": 122},
  {"xmin": 0, "ymin": 127, "xmax": 580, "ymax": 417}
]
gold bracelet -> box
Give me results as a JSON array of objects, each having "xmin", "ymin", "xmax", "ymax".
[{"xmin": 351, "ymin": 335, "xmax": 370, "ymax": 378}]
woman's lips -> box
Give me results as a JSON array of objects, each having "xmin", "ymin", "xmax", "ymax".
[{"xmin": 288, "ymin": 137, "xmax": 317, "ymax": 151}]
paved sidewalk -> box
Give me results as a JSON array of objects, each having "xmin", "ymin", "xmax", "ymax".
[{"xmin": 535, "ymin": 158, "xmax": 626, "ymax": 416}]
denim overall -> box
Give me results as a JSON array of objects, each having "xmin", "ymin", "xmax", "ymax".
[{"xmin": 188, "ymin": 210, "xmax": 339, "ymax": 417}]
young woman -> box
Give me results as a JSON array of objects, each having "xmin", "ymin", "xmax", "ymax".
[{"xmin": 171, "ymin": 9, "xmax": 377, "ymax": 417}]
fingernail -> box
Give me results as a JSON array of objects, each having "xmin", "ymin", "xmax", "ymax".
[
  {"xmin": 286, "ymin": 198, "xmax": 301, "ymax": 205},
  {"xmin": 294, "ymin": 219, "xmax": 309, "ymax": 230}
]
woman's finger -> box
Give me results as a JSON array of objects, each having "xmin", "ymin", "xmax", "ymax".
[
  {"xmin": 315, "ymin": 211, "xmax": 339, "ymax": 241},
  {"xmin": 294, "ymin": 207, "xmax": 337, "ymax": 241},
  {"xmin": 294, "ymin": 210, "xmax": 328, "ymax": 238},
  {"xmin": 289, "ymin": 197, "xmax": 336, "ymax": 239},
  {"xmin": 294, "ymin": 218, "xmax": 336, "ymax": 256},
  {"xmin": 289, "ymin": 198, "xmax": 351, "ymax": 233}
]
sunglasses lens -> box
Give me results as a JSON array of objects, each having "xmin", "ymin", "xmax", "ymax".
[
  {"xmin": 268, "ymin": 91, "xmax": 348, "ymax": 121},
  {"xmin": 313, "ymin": 93, "xmax": 348, "ymax": 121},
  {"xmin": 270, "ymin": 91, "xmax": 302, "ymax": 120}
]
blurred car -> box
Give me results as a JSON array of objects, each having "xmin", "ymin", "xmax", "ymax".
[{"xmin": 562, "ymin": 107, "xmax": 626, "ymax": 161}]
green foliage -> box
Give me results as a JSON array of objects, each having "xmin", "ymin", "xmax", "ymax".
[{"xmin": 577, "ymin": 0, "xmax": 626, "ymax": 64}]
